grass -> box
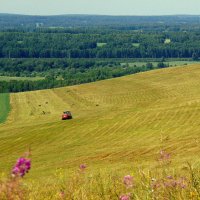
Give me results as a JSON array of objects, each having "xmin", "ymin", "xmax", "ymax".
[
  {"xmin": 164, "ymin": 39, "xmax": 171, "ymax": 44},
  {"xmin": 124, "ymin": 61, "xmax": 199, "ymax": 68},
  {"xmin": 1, "ymin": 64, "xmax": 200, "ymax": 198},
  {"xmin": 0, "ymin": 93, "xmax": 10, "ymax": 124},
  {"xmin": 0, "ymin": 76, "xmax": 44, "ymax": 82},
  {"xmin": 132, "ymin": 43, "xmax": 140, "ymax": 47},
  {"xmin": 97, "ymin": 42, "xmax": 107, "ymax": 47},
  {"xmin": 2, "ymin": 162, "xmax": 200, "ymax": 199}
]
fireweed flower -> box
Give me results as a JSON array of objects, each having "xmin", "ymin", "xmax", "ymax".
[
  {"xmin": 176, "ymin": 177, "xmax": 187, "ymax": 189},
  {"xmin": 119, "ymin": 194, "xmax": 131, "ymax": 200},
  {"xmin": 159, "ymin": 150, "xmax": 171, "ymax": 164},
  {"xmin": 12, "ymin": 157, "xmax": 31, "ymax": 177},
  {"xmin": 79, "ymin": 164, "xmax": 87, "ymax": 171},
  {"xmin": 123, "ymin": 175, "xmax": 133, "ymax": 188},
  {"xmin": 151, "ymin": 180, "xmax": 162, "ymax": 190},
  {"xmin": 167, "ymin": 175, "xmax": 173, "ymax": 179},
  {"xmin": 160, "ymin": 150, "xmax": 171, "ymax": 159},
  {"xmin": 59, "ymin": 191, "xmax": 65, "ymax": 199},
  {"xmin": 164, "ymin": 176, "xmax": 187, "ymax": 189},
  {"xmin": 152, "ymin": 176, "xmax": 187, "ymax": 191},
  {"xmin": 164, "ymin": 179, "xmax": 177, "ymax": 188}
]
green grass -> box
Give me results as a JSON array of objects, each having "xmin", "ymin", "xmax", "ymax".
[
  {"xmin": 164, "ymin": 38, "xmax": 171, "ymax": 44},
  {"xmin": 124, "ymin": 60, "xmax": 200, "ymax": 68},
  {"xmin": 0, "ymin": 76, "xmax": 44, "ymax": 82},
  {"xmin": 97, "ymin": 42, "xmax": 107, "ymax": 47},
  {"xmin": 132, "ymin": 43, "xmax": 140, "ymax": 47},
  {"xmin": 0, "ymin": 93, "xmax": 10, "ymax": 123}
]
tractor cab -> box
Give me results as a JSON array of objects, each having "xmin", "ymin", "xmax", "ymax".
[{"xmin": 62, "ymin": 111, "xmax": 72, "ymax": 120}]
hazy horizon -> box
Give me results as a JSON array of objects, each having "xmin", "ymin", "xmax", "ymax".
[
  {"xmin": 1, "ymin": 13, "xmax": 200, "ymax": 17},
  {"xmin": 0, "ymin": 0, "xmax": 200, "ymax": 16}
]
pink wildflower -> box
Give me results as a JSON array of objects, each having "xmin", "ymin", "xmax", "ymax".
[
  {"xmin": 167, "ymin": 175, "xmax": 173, "ymax": 179},
  {"xmin": 164, "ymin": 179, "xmax": 177, "ymax": 188},
  {"xmin": 119, "ymin": 194, "xmax": 131, "ymax": 200},
  {"xmin": 59, "ymin": 191, "xmax": 65, "ymax": 199},
  {"xmin": 160, "ymin": 150, "xmax": 170, "ymax": 159},
  {"xmin": 151, "ymin": 180, "xmax": 162, "ymax": 190},
  {"xmin": 159, "ymin": 150, "xmax": 171, "ymax": 164},
  {"xmin": 79, "ymin": 164, "xmax": 87, "ymax": 171},
  {"xmin": 176, "ymin": 177, "xmax": 187, "ymax": 189},
  {"xmin": 154, "ymin": 176, "xmax": 187, "ymax": 190},
  {"xmin": 123, "ymin": 175, "xmax": 133, "ymax": 188},
  {"xmin": 12, "ymin": 157, "xmax": 31, "ymax": 177}
]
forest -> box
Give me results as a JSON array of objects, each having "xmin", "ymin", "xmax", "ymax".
[{"xmin": 1, "ymin": 30, "xmax": 200, "ymax": 59}]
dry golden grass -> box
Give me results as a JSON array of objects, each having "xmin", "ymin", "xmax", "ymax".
[{"xmin": 1, "ymin": 64, "xmax": 200, "ymax": 182}]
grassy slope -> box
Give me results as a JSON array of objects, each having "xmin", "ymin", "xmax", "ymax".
[
  {"xmin": 1, "ymin": 64, "xmax": 200, "ymax": 181},
  {"xmin": 126, "ymin": 61, "xmax": 199, "ymax": 67},
  {"xmin": 0, "ymin": 93, "xmax": 10, "ymax": 123}
]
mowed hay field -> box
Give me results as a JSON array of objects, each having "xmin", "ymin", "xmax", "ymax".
[{"xmin": 1, "ymin": 64, "xmax": 200, "ymax": 181}]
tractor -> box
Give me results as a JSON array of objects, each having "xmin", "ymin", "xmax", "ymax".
[{"xmin": 62, "ymin": 111, "xmax": 72, "ymax": 120}]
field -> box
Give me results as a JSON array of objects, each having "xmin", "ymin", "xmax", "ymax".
[
  {"xmin": 132, "ymin": 43, "xmax": 140, "ymax": 47},
  {"xmin": 0, "ymin": 93, "xmax": 10, "ymax": 123},
  {"xmin": 123, "ymin": 61, "xmax": 199, "ymax": 68},
  {"xmin": 1, "ymin": 64, "xmax": 200, "ymax": 198},
  {"xmin": 0, "ymin": 76, "xmax": 44, "ymax": 82},
  {"xmin": 97, "ymin": 42, "xmax": 107, "ymax": 47},
  {"xmin": 164, "ymin": 39, "xmax": 171, "ymax": 44}
]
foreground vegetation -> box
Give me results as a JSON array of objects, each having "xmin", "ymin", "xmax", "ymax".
[{"xmin": 1, "ymin": 151, "xmax": 200, "ymax": 199}]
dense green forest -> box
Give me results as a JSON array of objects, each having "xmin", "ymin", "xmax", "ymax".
[
  {"xmin": 0, "ymin": 60, "xmax": 167, "ymax": 92},
  {"xmin": 0, "ymin": 14, "xmax": 200, "ymax": 92},
  {"xmin": 1, "ymin": 31, "xmax": 200, "ymax": 59}
]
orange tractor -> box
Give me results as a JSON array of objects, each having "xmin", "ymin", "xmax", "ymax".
[{"xmin": 62, "ymin": 111, "xmax": 72, "ymax": 120}]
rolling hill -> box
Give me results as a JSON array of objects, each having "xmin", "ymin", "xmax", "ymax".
[{"xmin": 1, "ymin": 64, "xmax": 200, "ymax": 182}]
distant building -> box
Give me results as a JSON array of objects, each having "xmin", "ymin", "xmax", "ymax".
[{"xmin": 36, "ymin": 23, "xmax": 44, "ymax": 28}]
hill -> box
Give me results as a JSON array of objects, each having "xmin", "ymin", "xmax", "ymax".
[{"xmin": 1, "ymin": 64, "xmax": 200, "ymax": 180}]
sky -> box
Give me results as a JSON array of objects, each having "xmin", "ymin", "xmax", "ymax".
[{"xmin": 0, "ymin": 0, "xmax": 200, "ymax": 16}]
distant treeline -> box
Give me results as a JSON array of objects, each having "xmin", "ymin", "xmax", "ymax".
[
  {"xmin": 0, "ymin": 59, "xmax": 120, "ymax": 76},
  {"xmin": 0, "ymin": 31, "xmax": 200, "ymax": 59},
  {"xmin": 1, "ymin": 14, "xmax": 200, "ymax": 29},
  {"xmin": 0, "ymin": 62, "xmax": 169, "ymax": 93}
]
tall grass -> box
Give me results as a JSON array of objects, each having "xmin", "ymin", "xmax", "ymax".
[{"xmin": 1, "ymin": 150, "xmax": 200, "ymax": 199}]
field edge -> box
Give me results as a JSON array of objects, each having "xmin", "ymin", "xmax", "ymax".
[{"xmin": 0, "ymin": 93, "xmax": 10, "ymax": 124}]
